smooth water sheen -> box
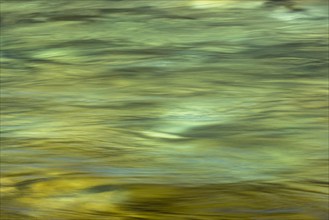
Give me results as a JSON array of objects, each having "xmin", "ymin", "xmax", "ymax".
[{"xmin": 1, "ymin": 0, "xmax": 328, "ymax": 219}]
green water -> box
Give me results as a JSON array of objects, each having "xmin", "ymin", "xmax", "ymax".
[{"xmin": 1, "ymin": 0, "xmax": 328, "ymax": 219}]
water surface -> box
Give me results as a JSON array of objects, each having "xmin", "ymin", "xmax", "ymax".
[{"xmin": 1, "ymin": 0, "xmax": 328, "ymax": 219}]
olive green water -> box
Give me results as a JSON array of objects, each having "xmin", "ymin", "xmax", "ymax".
[{"xmin": 0, "ymin": 0, "xmax": 328, "ymax": 219}]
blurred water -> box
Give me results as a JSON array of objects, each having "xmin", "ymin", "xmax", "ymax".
[{"xmin": 1, "ymin": 0, "xmax": 328, "ymax": 219}]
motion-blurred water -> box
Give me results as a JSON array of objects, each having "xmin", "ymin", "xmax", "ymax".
[{"xmin": 1, "ymin": 0, "xmax": 328, "ymax": 219}]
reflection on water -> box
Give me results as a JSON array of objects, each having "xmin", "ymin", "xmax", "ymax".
[{"xmin": 1, "ymin": 0, "xmax": 328, "ymax": 219}]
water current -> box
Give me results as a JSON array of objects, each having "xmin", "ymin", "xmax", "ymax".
[{"xmin": 1, "ymin": 0, "xmax": 328, "ymax": 219}]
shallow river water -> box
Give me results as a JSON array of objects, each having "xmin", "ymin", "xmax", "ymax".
[{"xmin": 1, "ymin": 0, "xmax": 328, "ymax": 219}]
